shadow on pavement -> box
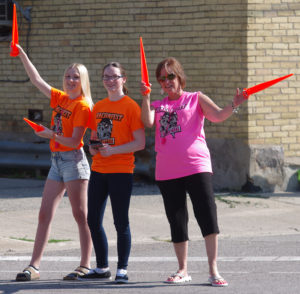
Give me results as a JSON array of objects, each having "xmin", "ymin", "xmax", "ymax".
[{"xmin": 0, "ymin": 279, "xmax": 208, "ymax": 294}]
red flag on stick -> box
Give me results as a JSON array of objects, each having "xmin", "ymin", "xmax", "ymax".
[
  {"xmin": 23, "ymin": 118, "xmax": 45, "ymax": 132},
  {"xmin": 243, "ymin": 73, "xmax": 293, "ymax": 99},
  {"xmin": 10, "ymin": 4, "xmax": 19, "ymax": 57},
  {"xmin": 140, "ymin": 37, "xmax": 151, "ymax": 95}
]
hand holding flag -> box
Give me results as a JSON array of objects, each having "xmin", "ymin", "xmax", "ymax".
[
  {"xmin": 140, "ymin": 37, "xmax": 151, "ymax": 96},
  {"xmin": 23, "ymin": 118, "xmax": 45, "ymax": 132},
  {"xmin": 10, "ymin": 4, "xmax": 19, "ymax": 57},
  {"xmin": 243, "ymin": 74, "xmax": 293, "ymax": 99}
]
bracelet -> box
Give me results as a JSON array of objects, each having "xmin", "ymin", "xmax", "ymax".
[{"xmin": 232, "ymin": 101, "xmax": 239, "ymax": 114}]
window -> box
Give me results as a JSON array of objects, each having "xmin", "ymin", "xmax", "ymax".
[{"xmin": 0, "ymin": 0, "xmax": 13, "ymax": 41}]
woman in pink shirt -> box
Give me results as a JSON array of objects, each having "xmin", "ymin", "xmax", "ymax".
[{"xmin": 141, "ymin": 57, "xmax": 246, "ymax": 287}]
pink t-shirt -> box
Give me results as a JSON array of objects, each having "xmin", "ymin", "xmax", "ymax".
[{"xmin": 151, "ymin": 91, "xmax": 212, "ymax": 180}]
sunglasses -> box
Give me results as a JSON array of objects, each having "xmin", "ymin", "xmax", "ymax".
[{"xmin": 158, "ymin": 73, "xmax": 176, "ymax": 82}]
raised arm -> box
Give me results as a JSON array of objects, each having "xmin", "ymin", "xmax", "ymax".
[
  {"xmin": 199, "ymin": 89, "xmax": 246, "ymax": 123},
  {"xmin": 16, "ymin": 44, "xmax": 51, "ymax": 99},
  {"xmin": 140, "ymin": 81, "xmax": 155, "ymax": 128}
]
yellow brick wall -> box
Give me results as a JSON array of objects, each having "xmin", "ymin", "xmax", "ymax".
[
  {"xmin": 0, "ymin": 0, "xmax": 248, "ymax": 138},
  {"xmin": 247, "ymin": 0, "xmax": 300, "ymax": 160},
  {"xmin": 0, "ymin": 0, "xmax": 299, "ymax": 160}
]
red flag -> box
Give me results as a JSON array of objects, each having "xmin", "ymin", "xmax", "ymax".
[
  {"xmin": 140, "ymin": 37, "xmax": 151, "ymax": 95},
  {"xmin": 243, "ymin": 73, "xmax": 293, "ymax": 99},
  {"xmin": 10, "ymin": 4, "xmax": 19, "ymax": 57},
  {"xmin": 23, "ymin": 118, "xmax": 45, "ymax": 132}
]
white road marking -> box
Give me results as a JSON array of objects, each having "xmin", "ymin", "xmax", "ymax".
[
  {"xmin": 0, "ymin": 256, "xmax": 300, "ymax": 262},
  {"xmin": 1, "ymin": 270, "xmax": 300, "ymax": 275}
]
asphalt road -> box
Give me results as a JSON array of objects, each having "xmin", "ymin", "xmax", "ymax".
[{"xmin": 0, "ymin": 178, "xmax": 300, "ymax": 294}]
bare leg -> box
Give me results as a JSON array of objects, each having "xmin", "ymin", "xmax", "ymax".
[
  {"xmin": 165, "ymin": 241, "xmax": 190, "ymax": 282},
  {"xmin": 204, "ymin": 233, "xmax": 219, "ymax": 277},
  {"xmin": 205, "ymin": 233, "xmax": 228, "ymax": 286},
  {"xmin": 173, "ymin": 241, "xmax": 188, "ymax": 275},
  {"xmin": 30, "ymin": 179, "xmax": 65, "ymax": 268},
  {"xmin": 65, "ymin": 179, "xmax": 92, "ymax": 268}
]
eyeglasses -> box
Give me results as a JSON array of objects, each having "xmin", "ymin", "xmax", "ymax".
[
  {"xmin": 158, "ymin": 73, "xmax": 176, "ymax": 82},
  {"xmin": 102, "ymin": 75, "xmax": 123, "ymax": 81}
]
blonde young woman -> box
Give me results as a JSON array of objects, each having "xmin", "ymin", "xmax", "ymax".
[
  {"xmin": 141, "ymin": 57, "xmax": 247, "ymax": 287},
  {"xmin": 15, "ymin": 44, "xmax": 93, "ymax": 281}
]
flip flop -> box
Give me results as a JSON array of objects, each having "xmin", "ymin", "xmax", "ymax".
[
  {"xmin": 164, "ymin": 272, "xmax": 192, "ymax": 284},
  {"xmin": 208, "ymin": 275, "xmax": 228, "ymax": 287}
]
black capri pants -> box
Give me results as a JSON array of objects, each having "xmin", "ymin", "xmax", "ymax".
[{"xmin": 156, "ymin": 172, "xmax": 219, "ymax": 243}]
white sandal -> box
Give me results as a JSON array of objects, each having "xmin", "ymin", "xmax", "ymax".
[
  {"xmin": 208, "ymin": 275, "xmax": 228, "ymax": 287},
  {"xmin": 164, "ymin": 272, "xmax": 192, "ymax": 284}
]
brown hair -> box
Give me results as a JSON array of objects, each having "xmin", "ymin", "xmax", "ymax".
[
  {"xmin": 155, "ymin": 57, "xmax": 186, "ymax": 89},
  {"xmin": 102, "ymin": 62, "xmax": 129, "ymax": 95}
]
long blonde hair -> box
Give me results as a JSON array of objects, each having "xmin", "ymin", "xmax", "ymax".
[{"xmin": 63, "ymin": 63, "xmax": 94, "ymax": 109}]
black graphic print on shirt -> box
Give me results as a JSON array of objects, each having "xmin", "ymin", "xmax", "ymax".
[
  {"xmin": 52, "ymin": 113, "xmax": 63, "ymax": 136},
  {"xmin": 159, "ymin": 111, "xmax": 181, "ymax": 138},
  {"xmin": 96, "ymin": 112, "xmax": 124, "ymax": 145},
  {"xmin": 52, "ymin": 104, "xmax": 73, "ymax": 136},
  {"xmin": 97, "ymin": 118, "xmax": 115, "ymax": 144},
  {"xmin": 155, "ymin": 103, "xmax": 186, "ymax": 139}
]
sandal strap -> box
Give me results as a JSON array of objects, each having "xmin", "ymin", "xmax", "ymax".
[
  {"xmin": 171, "ymin": 272, "xmax": 185, "ymax": 278},
  {"xmin": 73, "ymin": 266, "xmax": 90, "ymax": 275},
  {"xmin": 28, "ymin": 264, "xmax": 39, "ymax": 271},
  {"xmin": 209, "ymin": 275, "xmax": 228, "ymax": 285},
  {"xmin": 209, "ymin": 275, "xmax": 225, "ymax": 281},
  {"xmin": 23, "ymin": 266, "xmax": 37, "ymax": 275}
]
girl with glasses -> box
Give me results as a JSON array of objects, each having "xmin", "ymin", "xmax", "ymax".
[
  {"xmin": 15, "ymin": 45, "xmax": 93, "ymax": 281},
  {"xmin": 80, "ymin": 62, "xmax": 145, "ymax": 284},
  {"xmin": 140, "ymin": 57, "xmax": 246, "ymax": 287}
]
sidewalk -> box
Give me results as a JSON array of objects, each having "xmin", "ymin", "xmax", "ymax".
[{"xmin": 1, "ymin": 177, "xmax": 300, "ymax": 255}]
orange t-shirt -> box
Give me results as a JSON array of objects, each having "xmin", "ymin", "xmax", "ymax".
[
  {"xmin": 90, "ymin": 95, "xmax": 144, "ymax": 173},
  {"xmin": 49, "ymin": 88, "xmax": 90, "ymax": 152}
]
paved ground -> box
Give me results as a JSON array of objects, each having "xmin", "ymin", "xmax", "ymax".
[{"xmin": 0, "ymin": 177, "xmax": 300, "ymax": 293}]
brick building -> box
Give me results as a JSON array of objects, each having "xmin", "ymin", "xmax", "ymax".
[{"xmin": 0, "ymin": 0, "xmax": 299, "ymax": 191}]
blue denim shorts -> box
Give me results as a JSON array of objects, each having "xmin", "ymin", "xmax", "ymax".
[{"xmin": 48, "ymin": 148, "xmax": 90, "ymax": 183}]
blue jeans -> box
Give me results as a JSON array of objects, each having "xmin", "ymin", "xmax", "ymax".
[
  {"xmin": 48, "ymin": 148, "xmax": 90, "ymax": 182},
  {"xmin": 87, "ymin": 171, "xmax": 133, "ymax": 269}
]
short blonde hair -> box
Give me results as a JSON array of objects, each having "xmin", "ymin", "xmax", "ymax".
[{"xmin": 63, "ymin": 63, "xmax": 94, "ymax": 109}]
